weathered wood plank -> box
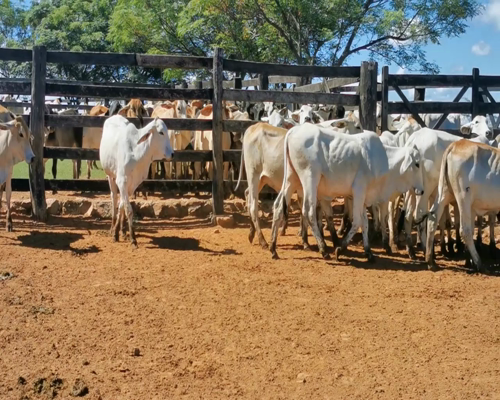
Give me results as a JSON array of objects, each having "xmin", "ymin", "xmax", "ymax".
[
  {"xmin": 389, "ymin": 75, "xmax": 472, "ymax": 87},
  {"xmin": 268, "ymin": 76, "xmax": 301, "ymax": 85},
  {"xmin": 45, "ymin": 83, "xmax": 213, "ymax": 101},
  {"xmin": 380, "ymin": 66, "xmax": 389, "ymax": 132},
  {"xmin": 0, "ymin": 48, "xmax": 32, "ymax": 62},
  {"xmin": 359, "ymin": 61, "xmax": 378, "ymax": 132},
  {"xmin": 43, "ymin": 148, "xmax": 242, "ymax": 163},
  {"xmin": 387, "ymin": 101, "xmax": 472, "ymax": 115},
  {"xmin": 223, "ymin": 89, "xmax": 359, "ymax": 106},
  {"xmin": 29, "ymin": 46, "xmax": 48, "ymax": 221},
  {"xmin": 223, "ymin": 120, "xmax": 258, "ymax": 132},
  {"xmin": 45, "ymin": 115, "xmax": 213, "ymax": 130},
  {"xmin": 472, "ymin": 68, "xmax": 480, "ymax": 118},
  {"xmin": 223, "ymin": 59, "xmax": 361, "ymax": 78},
  {"xmin": 212, "ymin": 48, "xmax": 225, "ymax": 215},
  {"xmin": 0, "ymin": 79, "xmax": 31, "ymax": 95},
  {"xmin": 46, "ymin": 51, "xmax": 212, "ymax": 69},
  {"xmin": 242, "ymin": 78, "xmax": 259, "ymax": 88}
]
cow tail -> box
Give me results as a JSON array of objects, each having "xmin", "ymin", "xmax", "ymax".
[
  {"xmin": 234, "ymin": 145, "xmax": 245, "ymax": 192},
  {"xmin": 279, "ymin": 129, "xmax": 293, "ymax": 220}
]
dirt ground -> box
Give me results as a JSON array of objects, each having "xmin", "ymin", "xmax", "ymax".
[{"xmin": 1, "ymin": 198, "xmax": 500, "ymax": 400}]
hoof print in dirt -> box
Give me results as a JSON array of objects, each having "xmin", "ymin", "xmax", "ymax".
[
  {"xmin": 132, "ymin": 348, "xmax": 141, "ymax": 357},
  {"xmin": 71, "ymin": 379, "xmax": 89, "ymax": 397},
  {"xmin": 18, "ymin": 376, "xmax": 27, "ymax": 386}
]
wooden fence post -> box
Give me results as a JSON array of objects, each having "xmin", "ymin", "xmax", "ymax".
[
  {"xmin": 233, "ymin": 74, "xmax": 242, "ymax": 90},
  {"xmin": 29, "ymin": 45, "xmax": 47, "ymax": 222},
  {"xmin": 359, "ymin": 61, "xmax": 378, "ymax": 132},
  {"xmin": 211, "ymin": 48, "xmax": 224, "ymax": 217},
  {"xmin": 259, "ymin": 73, "xmax": 269, "ymax": 91},
  {"xmin": 380, "ymin": 66, "xmax": 389, "ymax": 132},
  {"xmin": 472, "ymin": 68, "xmax": 480, "ymax": 118}
]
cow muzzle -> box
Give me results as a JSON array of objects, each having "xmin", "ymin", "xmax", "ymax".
[{"xmin": 415, "ymin": 188, "xmax": 424, "ymax": 196}]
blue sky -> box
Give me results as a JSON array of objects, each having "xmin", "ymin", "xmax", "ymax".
[{"xmin": 344, "ymin": 0, "xmax": 500, "ymax": 102}]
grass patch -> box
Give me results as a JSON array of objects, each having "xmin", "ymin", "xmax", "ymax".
[{"xmin": 12, "ymin": 160, "xmax": 107, "ymax": 180}]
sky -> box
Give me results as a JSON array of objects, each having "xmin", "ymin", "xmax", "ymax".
[{"xmin": 343, "ymin": 0, "xmax": 500, "ymax": 102}]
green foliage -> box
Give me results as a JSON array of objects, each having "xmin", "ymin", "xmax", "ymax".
[{"xmin": 0, "ymin": 0, "xmax": 485, "ymax": 82}]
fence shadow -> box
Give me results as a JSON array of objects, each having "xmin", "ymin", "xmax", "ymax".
[
  {"xmin": 145, "ymin": 235, "xmax": 240, "ymax": 255},
  {"xmin": 14, "ymin": 231, "xmax": 101, "ymax": 254}
]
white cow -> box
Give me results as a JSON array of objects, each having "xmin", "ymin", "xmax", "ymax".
[
  {"xmin": 0, "ymin": 116, "xmax": 35, "ymax": 231},
  {"xmin": 425, "ymin": 139, "xmax": 500, "ymax": 273},
  {"xmin": 100, "ymin": 115, "xmax": 174, "ymax": 246},
  {"xmin": 268, "ymin": 125, "xmax": 423, "ymax": 261},
  {"xmin": 1, "ymin": 95, "xmax": 24, "ymax": 116},
  {"xmin": 235, "ymin": 122, "xmax": 290, "ymax": 248}
]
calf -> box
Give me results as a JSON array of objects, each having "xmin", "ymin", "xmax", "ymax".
[
  {"xmin": 0, "ymin": 116, "xmax": 35, "ymax": 231},
  {"xmin": 100, "ymin": 116, "xmax": 174, "ymax": 246}
]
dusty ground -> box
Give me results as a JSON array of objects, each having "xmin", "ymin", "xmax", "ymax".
[{"xmin": 1, "ymin": 202, "xmax": 500, "ymax": 399}]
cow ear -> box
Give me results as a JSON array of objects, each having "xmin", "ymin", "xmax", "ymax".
[
  {"xmin": 291, "ymin": 110, "xmax": 300, "ymax": 123},
  {"xmin": 137, "ymin": 131, "xmax": 152, "ymax": 145},
  {"xmin": 312, "ymin": 111, "xmax": 323, "ymax": 124},
  {"xmin": 400, "ymin": 151, "xmax": 413, "ymax": 174},
  {"xmin": 460, "ymin": 124, "xmax": 472, "ymax": 136}
]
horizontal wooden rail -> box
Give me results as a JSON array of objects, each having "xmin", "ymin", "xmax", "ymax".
[
  {"xmin": 10, "ymin": 178, "xmax": 276, "ymax": 196},
  {"xmin": 45, "ymin": 83, "xmax": 213, "ymax": 101},
  {"xmin": 223, "ymin": 89, "xmax": 359, "ymax": 106},
  {"xmin": 45, "ymin": 115, "xmax": 214, "ymax": 130},
  {"xmin": 223, "ymin": 120, "xmax": 258, "ymax": 132},
  {"xmin": 223, "ymin": 59, "xmax": 360, "ymax": 78},
  {"xmin": 387, "ymin": 102, "xmax": 472, "ymax": 114},
  {"xmin": 0, "ymin": 79, "xmax": 31, "ymax": 95},
  {"xmin": 0, "ymin": 48, "xmax": 32, "ymax": 62},
  {"xmin": 45, "ymin": 51, "xmax": 212, "ymax": 69},
  {"xmin": 389, "ymin": 75, "xmax": 472, "ymax": 87},
  {"xmin": 43, "ymin": 147, "xmax": 242, "ymax": 163}
]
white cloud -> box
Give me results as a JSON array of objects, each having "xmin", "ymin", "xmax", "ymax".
[
  {"xmin": 482, "ymin": 0, "xmax": 500, "ymax": 30},
  {"xmin": 471, "ymin": 41, "xmax": 491, "ymax": 56}
]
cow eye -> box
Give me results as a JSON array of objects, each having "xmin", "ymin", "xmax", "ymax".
[{"xmin": 415, "ymin": 162, "xmax": 420, "ymax": 168}]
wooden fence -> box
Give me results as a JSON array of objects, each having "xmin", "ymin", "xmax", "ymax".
[{"xmin": 0, "ymin": 47, "xmax": 373, "ymax": 221}]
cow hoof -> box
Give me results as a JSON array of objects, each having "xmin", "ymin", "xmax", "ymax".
[
  {"xmin": 131, "ymin": 240, "xmax": 138, "ymax": 249},
  {"xmin": 384, "ymin": 244, "xmax": 392, "ymax": 255},
  {"xmin": 279, "ymin": 228, "xmax": 286, "ymax": 237},
  {"xmin": 248, "ymin": 231, "xmax": 255, "ymax": 244},
  {"xmin": 407, "ymin": 247, "xmax": 416, "ymax": 261},
  {"xmin": 366, "ymin": 252, "xmax": 375, "ymax": 263},
  {"xmin": 260, "ymin": 242, "xmax": 269, "ymax": 250},
  {"xmin": 428, "ymin": 263, "xmax": 439, "ymax": 272},
  {"xmin": 303, "ymin": 243, "xmax": 311, "ymax": 251},
  {"xmin": 334, "ymin": 247, "xmax": 342, "ymax": 262},
  {"xmin": 322, "ymin": 252, "xmax": 331, "ymax": 260},
  {"xmin": 271, "ymin": 252, "xmax": 279, "ymax": 260},
  {"xmin": 390, "ymin": 244, "xmax": 398, "ymax": 254}
]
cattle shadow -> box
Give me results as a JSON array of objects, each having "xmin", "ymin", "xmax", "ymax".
[
  {"xmin": 145, "ymin": 235, "xmax": 240, "ymax": 255},
  {"xmin": 15, "ymin": 231, "xmax": 101, "ymax": 254}
]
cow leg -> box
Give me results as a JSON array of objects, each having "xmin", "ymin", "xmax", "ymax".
[
  {"xmin": 52, "ymin": 158, "xmax": 58, "ymax": 179},
  {"xmin": 371, "ymin": 205, "xmax": 381, "ymax": 240},
  {"xmin": 87, "ymin": 161, "xmax": 92, "ymax": 179},
  {"xmin": 320, "ymin": 199, "xmax": 340, "ymax": 248},
  {"xmin": 248, "ymin": 178, "xmax": 267, "ymax": 248},
  {"xmin": 361, "ymin": 209, "xmax": 375, "ymax": 262},
  {"xmin": 388, "ymin": 197, "xmax": 398, "ymax": 253},
  {"xmin": 489, "ymin": 212, "xmax": 497, "ymax": 258},
  {"xmin": 475, "ymin": 215, "xmax": 484, "ymax": 254},
  {"xmin": 438, "ymin": 209, "xmax": 448, "ymax": 256},
  {"xmin": 452, "ymin": 203, "xmax": 463, "ymax": 254},
  {"xmin": 393, "ymin": 194, "xmax": 403, "ymax": 242},
  {"xmin": 124, "ymin": 195, "xmax": 137, "ymax": 247},
  {"xmin": 108, "ymin": 176, "xmax": 119, "ymax": 236},
  {"xmin": 301, "ymin": 184, "xmax": 329, "ymax": 259},
  {"xmin": 270, "ymin": 180, "xmax": 298, "ymax": 260},
  {"xmin": 404, "ymin": 191, "xmax": 417, "ymax": 260},
  {"xmin": 113, "ymin": 202, "xmax": 124, "ymax": 243},
  {"xmin": 337, "ymin": 197, "xmax": 352, "ymax": 236},
  {"xmin": 244, "ymin": 188, "xmax": 256, "ymax": 244},
  {"xmin": 5, "ymin": 173, "xmax": 12, "ymax": 232},
  {"xmin": 336, "ymin": 188, "xmax": 372, "ymax": 261},
  {"xmin": 458, "ymin": 199, "xmax": 485, "ymax": 273},
  {"xmin": 425, "ymin": 199, "xmax": 450, "ymax": 271},
  {"xmin": 379, "ymin": 201, "xmax": 391, "ymax": 255}
]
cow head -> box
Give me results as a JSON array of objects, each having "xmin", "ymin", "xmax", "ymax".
[
  {"xmin": 460, "ymin": 115, "xmax": 494, "ymax": 140},
  {"xmin": 137, "ymin": 117, "xmax": 174, "ymax": 161},
  {"xmin": 400, "ymin": 144, "xmax": 424, "ymax": 196},
  {"xmin": 175, "ymin": 100, "xmax": 188, "ymax": 119},
  {"xmin": 291, "ymin": 105, "xmax": 323, "ymax": 125},
  {"xmin": 0, "ymin": 116, "xmax": 35, "ymax": 164}
]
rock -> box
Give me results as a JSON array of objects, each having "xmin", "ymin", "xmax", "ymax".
[
  {"xmin": 34, "ymin": 378, "xmax": 46, "ymax": 394},
  {"xmin": 213, "ymin": 229, "xmax": 220, "ymax": 234},
  {"xmin": 46, "ymin": 199, "xmax": 61, "ymax": 215},
  {"xmin": 188, "ymin": 202, "xmax": 212, "ymax": 218},
  {"xmin": 62, "ymin": 199, "xmax": 92, "ymax": 216},
  {"xmin": 18, "ymin": 377, "xmax": 26, "ymax": 386},
  {"xmin": 296, "ymin": 373, "xmax": 308, "ymax": 383},
  {"xmin": 0, "ymin": 272, "xmax": 14, "ymax": 281},
  {"xmin": 154, "ymin": 200, "xmax": 181, "ymax": 218},
  {"xmin": 11, "ymin": 200, "xmax": 31, "ymax": 215},
  {"xmin": 137, "ymin": 202, "xmax": 155, "ymax": 219},
  {"xmin": 71, "ymin": 379, "xmax": 89, "ymax": 397},
  {"xmin": 133, "ymin": 348, "xmax": 141, "ymax": 357},
  {"xmin": 215, "ymin": 215, "xmax": 235, "ymax": 229},
  {"xmin": 90, "ymin": 201, "xmax": 113, "ymax": 219}
]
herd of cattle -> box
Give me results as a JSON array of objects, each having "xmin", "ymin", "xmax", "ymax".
[{"xmin": 1, "ymin": 94, "xmax": 500, "ymax": 274}]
